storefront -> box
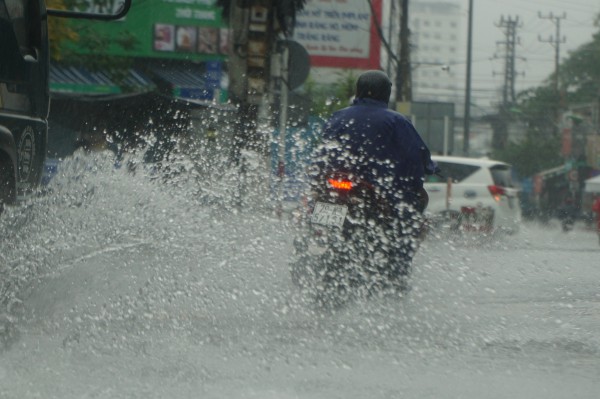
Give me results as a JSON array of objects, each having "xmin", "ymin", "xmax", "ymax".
[{"xmin": 48, "ymin": 0, "xmax": 229, "ymax": 158}]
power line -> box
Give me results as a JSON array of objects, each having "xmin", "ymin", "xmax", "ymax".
[{"xmin": 365, "ymin": 0, "xmax": 399, "ymax": 65}]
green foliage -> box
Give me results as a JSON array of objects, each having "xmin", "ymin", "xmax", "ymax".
[
  {"xmin": 498, "ymin": 12, "xmax": 600, "ymax": 176},
  {"xmin": 514, "ymin": 85, "xmax": 560, "ymax": 140},
  {"xmin": 558, "ymin": 36, "xmax": 600, "ymax": 104},
  {"xmin": 495, "ymin": 86, "xmax": 563, "ymax": 176},
  {"xmin": 492, "ymin": 135, "xmax": 561, "ymax": 177},
  {"xmin": 303, "ymin": 70, "xmax": 358, "ymax": 119}
]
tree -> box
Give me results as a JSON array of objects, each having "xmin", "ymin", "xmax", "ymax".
[
  {"xmin": 493, "ymin": 13, "xmax": 600, "ymax": 176},
  {"xmin": 493, "ymin": 135, "xmax": 561, "ymax": 177},
  {"xmin": 303, "ymin": 70, "xmax": 358, "ymax": 118},
  {"xmin": 514, "ymin": 85, "xmax": 561, "ymax": 140},
  {"xmin": 558, "ymin": 32, "xmax": 600, "ymax": 105}
]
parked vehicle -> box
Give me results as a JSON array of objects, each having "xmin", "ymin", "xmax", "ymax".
[
  {"xmin": 0, "ymin": 0, "xmax": 130, "ymax": 212},
  {"xmin": 424, "ymin": 156, "xmax": 521, "ymax": 234}
]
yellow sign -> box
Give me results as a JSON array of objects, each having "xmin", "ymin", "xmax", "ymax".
[{"xmin": 396, "ymin": 101, "xmax": 411, "ymax": 115}]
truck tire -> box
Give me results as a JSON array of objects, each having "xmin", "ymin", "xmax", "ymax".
[{"xmin": 0, "ymin": 155, "xmax": 16, "ymax": 214}]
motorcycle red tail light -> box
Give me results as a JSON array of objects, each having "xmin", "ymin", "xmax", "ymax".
[
  {"xmin": 488, "ymin": 185, "xmax": 505, "ymax": 201},
  {"xmin": 328, "ymin": 178, "xmax": 353, "ymax": 190}
]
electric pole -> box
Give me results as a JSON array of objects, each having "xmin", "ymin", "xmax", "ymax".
[
  {"xmin": 396, "ymin": 0, "xmax": 412, "ymax": 103},
  {"xmin": 463, "ymin": 0, "xmax": 473, "ymax": 156},
  {"xmin": 386, "ymin": 0, "xmax": 397, "ymax": 77},
  {"xmin": 491, "ymin": 15, "xmax": 522, "ymax": 150},
  {"xmin": 538, "ymin": 12, "xmax": 566, "ymax": 98},
  {"xmin": 228, "ymin": 0, "xmax": 275, "ymax": 153},
  {"xmin": 495, "ymin": 16, "xmax": 521, "ymax": 107}
]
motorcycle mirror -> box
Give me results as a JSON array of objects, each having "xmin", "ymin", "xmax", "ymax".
[{"xmin": 47, "ymin": 0, "xmax": 131, "ymax": 20}]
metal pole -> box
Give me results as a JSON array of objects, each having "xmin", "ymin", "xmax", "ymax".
[
  {"xmin": 277, "ymin": 44, "xmax": 289, "ymax": 213},
  {"xmin": 463, "ymin": 0, "xmax": 473, "ymax": 156},
  {"xmin": 443, "ymin": 115, "xmax": 449, "ymax": 155},
  {"xmin": 539, "ymin": 12, "xmax": 567, "ymax": 134},
  {"xmin": 396, "ymin": 0, "xmax": 411, "ymax": 103},
  {"xmin": 554, "ymin": 15, "xmax": 562, "ymax": 97},
  {"xmin": 386, "ymin": 0, "xmax": 396, "ymax": 76}
]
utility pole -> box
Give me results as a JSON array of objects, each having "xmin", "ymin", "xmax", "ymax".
[
  {"xmin": 225, "ymin": 0, "xmax": 279, "ymax": 208},
  {"xmin": 494, "ymin": 16, "xmax": 521, "ymax": 107},
  {"xmin": 220, "ymin": 0, "xmax": 307, "ymax": 207},
  {"xmin": 538, "ymin": 12, "xmax": 566, "ymax": 98},
  {"xmin": 463, "ymin": 0, "xmax": 473, "ymax": 156},
  {"xmin": 386, "ymin": 0, "xmax": 397, "ymax": 77},
  {"xmin": 228, "ymin": 0, "xmax": 275, "ymax": 154},
  {"xmin": 396, "ymin": 0, "xmax": 412, "ymax": 103},
  {"xmin": 491, "ymin": 15, "xmax": 522, "ymax": 150}
]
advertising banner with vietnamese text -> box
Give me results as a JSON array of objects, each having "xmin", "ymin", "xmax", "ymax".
[{"xmin": 294, "ymin": 0, "xmax": 382, "ymax": 69}]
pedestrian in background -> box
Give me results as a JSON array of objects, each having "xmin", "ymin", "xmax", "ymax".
[{"xmin": 592, "ymin": 194, "xmax": 600, "ymax": 245}]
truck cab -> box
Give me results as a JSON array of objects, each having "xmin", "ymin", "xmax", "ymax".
[
  {"xmin": 0, "ymin": 0, "xmax": 130, "ymax": 212},
  {"xmin": 0, "ymin": 0, "xmax": 49, "ymax": 209}
]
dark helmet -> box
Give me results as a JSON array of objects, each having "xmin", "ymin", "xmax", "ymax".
[{"xmin": 356, "ymin": 70, "xmax": 392, "ymax": 103}]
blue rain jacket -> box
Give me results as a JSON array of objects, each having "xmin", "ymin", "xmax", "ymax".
[{"xmin": 313, "ymin": 98, "xmax": 435, "ymax": 207}]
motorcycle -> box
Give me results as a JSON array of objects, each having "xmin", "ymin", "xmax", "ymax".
[
  {"xmin": 290, "ymin": 171, "xmax": 425, "ymax": 307},
  {"xmin": 557, "ymin": 201, "xmax": 577, "ymax": 232}
]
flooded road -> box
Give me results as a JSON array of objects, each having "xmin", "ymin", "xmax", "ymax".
[{"xmin": 1, "ymin": 152, "xmax": 599, "ymax": 398}]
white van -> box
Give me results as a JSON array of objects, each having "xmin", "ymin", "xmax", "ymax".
[{"xmin": 424, "ymin": 156, "xmax": 522, "ymax": 233}]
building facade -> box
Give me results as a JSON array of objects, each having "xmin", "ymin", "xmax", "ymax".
[{"xmin": 410, "ymin": 0, "xmax": 463, "ymax": 107}]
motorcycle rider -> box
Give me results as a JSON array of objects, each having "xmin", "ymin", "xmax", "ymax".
[
  {"xmin": 311, "ymin": 70, "xmax": 436, "ymax": 285},
  {"xmin": 557, "ymin": 195, "xmax": 577, "ymax": 232}
]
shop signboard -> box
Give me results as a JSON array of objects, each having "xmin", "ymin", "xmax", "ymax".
[
  {"xmin": 293, "ymin": 0, "xmax": 382, "ymax": 69},
  {"xmin": 68, "ymin": 0, "xmax": 227, "ymax": 61}
]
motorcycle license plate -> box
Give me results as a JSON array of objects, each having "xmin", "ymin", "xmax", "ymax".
[{"xmin": 311, "ymin": 202, "xmax": 348, "ymax": 228}]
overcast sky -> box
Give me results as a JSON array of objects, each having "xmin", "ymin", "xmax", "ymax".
[{"xmin": 465, "ymin": 0, "xmax": 600, "ymax": 108}]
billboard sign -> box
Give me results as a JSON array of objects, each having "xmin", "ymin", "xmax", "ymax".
[
  {"xmin": 69, "ymin": 0, "xmax": 227, "ymax": 61},
  {"xmin": 294, "ymin": 0, "xmax": 382, "ymax": 69}
]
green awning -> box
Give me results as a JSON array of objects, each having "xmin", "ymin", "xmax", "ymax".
[
  {"xmin": 149, "ymin": 65, "xmax": 212, "ymax": 101},
  {"xmin": 50, "ymin": 64, "xmax": 155, "ymax": 96}
]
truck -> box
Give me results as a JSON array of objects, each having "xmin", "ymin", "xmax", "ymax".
[{"xmin": 0, "ymin": 0, "xmax": 130, "ymax": 212}]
